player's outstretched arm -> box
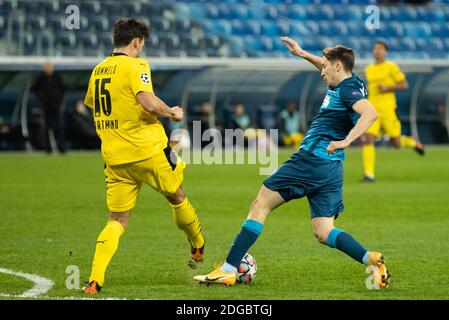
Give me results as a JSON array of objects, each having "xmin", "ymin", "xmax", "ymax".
[
  {"xmin": 378, "ymin": 79, "xmax": 409, "ymax": 93},
  {"xmin": 326, "ymin": 99, "xmax": 378, "ymax": 154},
  {"xmin": 280, "ymin": 36, "xmax": 323, "ymax": 71},
  {"xmin": 136, "ymin": 91, "xmax": 183, "ymax": 121}
]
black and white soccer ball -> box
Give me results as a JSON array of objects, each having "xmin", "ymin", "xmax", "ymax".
[{"xmin": 237, "ymin": 253, "xmax": 257, "ymax": 283}]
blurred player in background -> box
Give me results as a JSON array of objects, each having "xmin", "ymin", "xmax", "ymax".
[
  {"xmin": 361, "ymin": 40, "xmax": 425, "ymax": 182},
  {"xmin": 82, "ymin": 18, "xmax": 205, "ymax": 294},
  {"xmin": 194, "ymin": 37, "xmax": 390, "ymax": 289},
  {"xmin": 280, "ymin": 101, "xmax": 303, "ymax": 149}
]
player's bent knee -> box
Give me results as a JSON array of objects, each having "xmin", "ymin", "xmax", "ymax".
[
  {"xmin": 312, "ymin": 225, "xmax": 332, "ymax": 245},
  {"xmin": 364, "ymin": 134, "xmax": 375, "ymax": 145},
  {"xmin": 165, "ymin": 188, "xmax": 186, "ymax": 205},
  {"xmin": 313, "ymin": 231, "xmax": 328, "ymax": 245},
  {"xmin": 391, "ymin": 138, "xmax": 401, "ymax": 149},
  {"xmin": 109, "ymin": 211, "xmax": 131, "ymax": 229}
]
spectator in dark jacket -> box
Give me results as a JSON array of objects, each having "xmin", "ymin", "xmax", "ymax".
[{"xmin": 32, "ymin": 61, "xmax": 66, "ymax": 153}]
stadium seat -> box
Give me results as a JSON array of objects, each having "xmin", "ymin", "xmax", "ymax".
[
  {"xmin": 55, "ymin": 31, "xmax": 78, "ymax": 56},
  {"xmin": 248, "ymin": 6, "xmax": 266, "ymax": 19},
  {"xmin": 21, "ymin": 33, "xmax": 36, "ymax": 55},
  {"xmin": 159, "ymin": 33, "xmax": 181, "ymax": 51},
  {"xmin": 150, "ymin": 17, "xmax": 171, "ymax": 33},
  {"xmin": 260, "ymin": 36, "xmax": 274, "ymax": 52},
  {"xmin": 306, "ymin": 5, "xmax": 335, "ymax": 20},
  {"xmin": 88, "ymin": 16, "xmax": 110, "ymax": 33},
  {"xmin": 25, "ymin": 16, "xmax": 46, "ymax": 33},
  {"xmin": 346, "ymin": 21, "xmax": 362, "ymax": 37},
  {"xmin": 244, "ymin": 36, "xmax": 264, "ymax": 53},
  {"xmin": 79, "ymin": 33, "xmax": 99, "ymax": 50},
  {"xmin": 209, "ymin": 19, "xmax": 232, "ymax": 36},
  {"xmin": 399, "ymin": 38, "xmax": 417, "ymax": 52},
  {"xmin": 287, "ymin": 5, "xmax": 307, "ymax": 20},
  {"xmin": 385, "ymin": 22, "xmax": 404, "ymax": 38},
  {"xmin": 19, "ymin": 0, "xmax": 57, "ymax": 15},
  {"xmin": 261, "ymin": 21, "xmax": 279, "ymax": 37},
  {"xmin": 172, "ymin": 18, "xmax": 192, "ymax": 34},
  {"xmin": 0, "ymin": 0, "xmax": 16, "ymax": 15},
  {"xmin": 385, "ymin": 38, "xmax": 400, "ymax": 52},
  {"xmin": 246, "ymin": 20, "xmax": 262, "ymax": 36},
  {"xmin": 337, "ymin": 37, "xmax": 360, "ymax": 52},
  {"xmin": 97, "ymin": 32, "xmax": 113, "ymax": 52},
  {"xmin": 334, "ymin": 5, "xmax": 362, "ymax": 21},
  {"xmin": 203, "ymin": 35, "xmax": 222, "ymax": 49},
  {"xmin": 205, "ymin": 4, "xmax": 219, "ymax": 19},
  {"xmin": 141, "ymin": 2, "xmax": 166, "ymax": 17},
  {"xmin": 79, "ymin": 0, "xmax": 102, "ymax": 15},
  {"xmin": 276, "ymin": 21, "xmax": 290, "ymax": 35},
  {"xmin": 35, "ymin": 32, "xmax": 54, "ymax": 56},
  {"xmin": 319, "ymin": 21, "xmax": 348, "ymax": 37},
  {"xmin": 218, "ymin": 4, "xmax": 234, "ymax": 19},
  {"xmin": 232, "ymin": 4, "xmax": 249, "ymax": 19},
  {"xmin": 403, "ymin": 22, "xmax": 432, "ymax": 38}
]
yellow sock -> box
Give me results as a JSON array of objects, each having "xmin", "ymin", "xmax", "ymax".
[
  {"xmin": 171, "ymin": 198, "xmax": 204, "ymax": 249},
  {"xmin": 400, "ymin": 135, "xmax": 417, "ymax": 148},
  {"xmin": 362, "ymin": 144, "xmax": 376, "ymax": 178},
  {"xmin": 89, "ymin": 220, "xmax": 124, "ymax": 286}
]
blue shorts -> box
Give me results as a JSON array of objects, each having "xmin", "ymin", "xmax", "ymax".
[{"xmin": 263, "ymin": 149, "xmax": 344, "ymax": 218}]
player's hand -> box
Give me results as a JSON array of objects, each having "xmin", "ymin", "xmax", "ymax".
[
  {"xmin": 171, "ymin": 106, "xmax": 184, "ymax": 122},
  {"xmin": 326, "ymin": 139, "xmax": 351, "ymax": 154},
  {"xmin": 280, "ymin": 36, "xmax": 307, "ymax": 57},
  {"xmin": 378, "ymin": 84, "xmax": 390, "ymax": 93}
]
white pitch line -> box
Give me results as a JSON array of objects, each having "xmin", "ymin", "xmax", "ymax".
[
  {"xmin": 0, "ymin": 267, "xmax": 54, "ymax": 298},
  {"xmin": 0, "ymin": 267, "xmax": 132, "ymax": 300}
]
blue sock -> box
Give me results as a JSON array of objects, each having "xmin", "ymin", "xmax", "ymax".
[
  {"xmin": 224, "ymin": 219, "xmax": 263, "ymax": 269},
  {"xmin": 327, "ymin": 228, "xmax": 368, "ymax": 264}
]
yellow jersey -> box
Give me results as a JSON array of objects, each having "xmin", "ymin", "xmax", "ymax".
[
  {"xmin": 364, "ymin": 60, "xmax": 406, "ymax": 112},
  {"xmin": 84, "ymin": 53, "xmax": 168, "ymax": 166}
]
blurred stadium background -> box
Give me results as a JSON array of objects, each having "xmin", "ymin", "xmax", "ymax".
[{"xmin": 0, "ymin": 0, "xmax": 448, "ymax": 152}]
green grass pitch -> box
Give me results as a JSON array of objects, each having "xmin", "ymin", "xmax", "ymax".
[{"xmin": 1, "ymin": 147, "xmax": 449, "ymax": 300}]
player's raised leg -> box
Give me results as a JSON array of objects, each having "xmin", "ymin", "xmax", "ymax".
[
  {"xmin": 312, "ymin": 216, "xmax": 391, "ymax": 288},
  {"xmin": 166, "ymin": 186, "xmax": 205, "ymax": 265},
  {"xmin": 83, "ymin": 211, "xmax": 129, "ymax": 294},
  {"xmin": 391, "ymin": 135, "xmax": 425, "ymax": 155},
  {"xmin": 194, "ymin": 186, "xmax": 284, "ymax": 285}
]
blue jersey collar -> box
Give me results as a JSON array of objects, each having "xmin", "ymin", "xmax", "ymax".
[{"xmin": 330, "ymin": 74, "xmax": 355, "ymax": 90}]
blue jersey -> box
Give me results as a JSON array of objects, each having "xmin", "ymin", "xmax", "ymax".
[{"xmin": 300, "ymin": 75, "xmax": 367, "ymax": 161}]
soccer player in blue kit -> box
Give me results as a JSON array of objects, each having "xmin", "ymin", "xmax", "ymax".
[{"xmin": 194, "ymin": 37, "xmax": 391, "ymax": 289}]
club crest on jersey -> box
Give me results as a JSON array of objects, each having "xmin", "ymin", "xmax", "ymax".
[{"xmin": 140, "ymin": 73, "xmax": 150, "ymax": 84}]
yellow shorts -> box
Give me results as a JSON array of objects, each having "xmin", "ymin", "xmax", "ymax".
[
  {"xmin": 283, "ymin": 133, "xmax": 304, "ymax": 147},
  {"xmin": 104, "ymin": 148, "xmax": 186, "ymax": 212},
  {"xmin": 366, "ymin": 109, "xmax": 401, "ymax": 138}
]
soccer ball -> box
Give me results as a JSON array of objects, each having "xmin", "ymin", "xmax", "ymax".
[{"xmin": 237, "ymin": 253, "xmax": 257, "ymax": 283}]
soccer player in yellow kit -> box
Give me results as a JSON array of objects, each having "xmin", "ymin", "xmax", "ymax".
[
  {"xmin": 82, "ymin": 18, "xmax": 205, "ymax": 294},
  {"xmin": 361, "ymin": 41, "xmax": 425, "ymax": 182}
]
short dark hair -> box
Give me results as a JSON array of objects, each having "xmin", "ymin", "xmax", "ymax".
[
  {"xmin": 374, "ymin": 40, "xmax": 388, "ymax": 51},
  {"xmin": 322, "ymin": 46, "xmax": 355, "ymax": 72},
  {"xmin": 113, "ymin": 18, "xmax": 149, "ymax": 48}
]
